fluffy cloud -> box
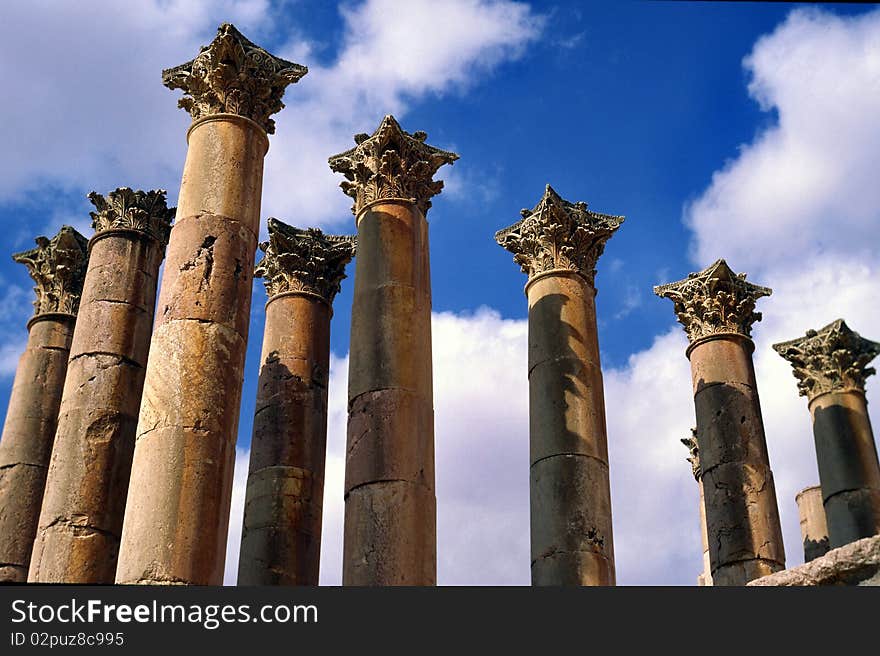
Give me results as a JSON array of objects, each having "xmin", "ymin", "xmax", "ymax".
[
  {"xmin": 686, "ymin": 8, "xmax": 880, "ymax": 272},
  {"xmin": 0, "ymin": 0, "xmax": 543, "ymax": 238}
]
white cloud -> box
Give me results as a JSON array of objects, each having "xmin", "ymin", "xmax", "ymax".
[
  {"xmin": 686, "ymin": 8, "xmax": 880, "ymax": 271},
  {"xmin": 0, "ymin": 0, "xmax": 543, "ymax": 236},
  {"xmin": 223, "ymin": 447, "xmax": 250, "ymax": 585}
]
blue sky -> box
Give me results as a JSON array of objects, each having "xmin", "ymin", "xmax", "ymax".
[{"xmin": 1, "ymin": 1, "xmax": 879, "ymax": 585}]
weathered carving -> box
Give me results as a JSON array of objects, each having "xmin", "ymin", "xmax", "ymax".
[
  {"xmin": 773, "ymin": 319, "xmax": 880, "ymax": 401},
  {"xmin": 12, "ymin": 226, "xmax": 88, "ymax": 317},
  {"xmin": 88, "ymin": 188, "xmax": 176, "ymax": 246},
  {"xmin": 654, "ymin": 259, "xmax": 771, "ymax": 342},
  {"xmin": 681, "ymin": 427, "xmax": 701, "ymax": 481},
  {"xmin": 494, "ymin": 184, "xmax": 624, "ymax": 285},
  {"xmin": 255, "ymin": 218, "xmax": 356, "ymax": 303},
  {"xmin": 162, "ymin": 23, "xmax": 307, "ymax": 135},
  {"xmin": 328, "ymin": 115, "xmax": 459, "ymax": 217}
]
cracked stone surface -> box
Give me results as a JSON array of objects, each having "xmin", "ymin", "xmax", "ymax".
[
  {"xmin": 749, "ymin": 535, "xmax": 880, "ymax": 586},
  {"xmin": 29, "ymin": 197, "xmax": 170, "ymax": 583},
  {"xmin": 238, "ymin": 221, "xmax": 353, "ymax": 585},
  {"xmin": 339, "ymin": 195, "xmax": 437, "ymax": 586},
  {"xmin": 689, "ymin": 336, "xmax": 785, "ymax": 585},
  {"xmin": 116, "ymin": 96, "xmax": 272, "ymax": 586}
]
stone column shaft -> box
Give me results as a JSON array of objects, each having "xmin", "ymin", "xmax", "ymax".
[
  {"xmin": 774, "ymin": 320, "xmax": 880, "ymax": 549},
  {"xmin": 796, "ymin": 485, "xmax": 830, "ymax": 562},
  {"xmin": 0, "ymin": 317, "xmax": 75, "ymax": 582},
  {"xmin": 115, "ymin": 24, "xmax": 306, "ymax": 585},
  {"xmin": 810, "ymin": 391, "xmax": 880, "ymax": 546},
  {"xmin": 238, "ymin": 220, "xmax": 354, "ymax": 585},
  {"xmin": 330, "ymin": 115, "xmax": 457, "ymax": 585},
  {"xmin": 688, "ymin": 335, "xmax": 785, "ymax": 584},
  {"xmin": 29, "ymin": 189, "xmax": 173, "ymax": 583},
  {"xmin": 527, "ymin": 271, "xmax": 614, "ymax": 584},
  {"xmin": 344, "ymin": 199, "xmax": 436, "ymax": 585},
  {"xmin": 0, "ymin": 227, "xmax": 87, "ymax": 582},
  {"xmin": 656, "ymin": 259, "xmax": 785, "ymax": 585},
  {"xmin": 697, "ymin": 481, "xmax": 712, "ymax": 585},
  {"xmin": 497, "ymin": 185, "xmax": 622, "ymax": 586}
]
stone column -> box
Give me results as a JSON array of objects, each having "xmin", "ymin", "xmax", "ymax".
[
  {"xmin": 329, "ymin": 115, "xmax": 457, "ymax": 586},
  {"xmin": 682, "ymin": 428, "xmax": 713, "ymax": 585},
  {"xmin": 655, "ymin": 259, "xmax": 785, "ymax": 585},
  {"xmin": 238, "ymin": 219, "xmax": 354, "ymax": 586},
  {"xmin": 115, "ymin": 24, "xmax": 307, "ymax": 585},
  {"xmin": 495, "ymin": 185, "xmax": 623, "ymax": 586},
  {"xmin": 28, "ymin": 189, "xmax": 174, "ymax": 583},
  {"xmin": 774, "ymin": 320, "xmax": 880, "ymax": 548},
  {"xmin": 795, "ymin": 485, "xmax": 830, "ymax": 562},
  {"xmin": 0, "ymin": 227, "xmax": 88, "ymax": 582}
]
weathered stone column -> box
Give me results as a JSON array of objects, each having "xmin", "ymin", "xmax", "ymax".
[
  {"xmin": 0, "ymin": 227, "xmax": 88, "ymax": 582},
  {"xmin": 28, "ymin": 189, "xmax": 174, "ymax": 583},
  {"xmin": 795, "ymin": 485, "xmax": 830, "ymax": 562},
  {"xmin": 655, "ymin": 259, "xmax": 785, "ymax": 585},
  {"xmin": 238, "ymin": 219, "xmax": 354, "ymax": 586},
  {"xmin": 115, "ymin": 24, "xmax": 307, "ymax": 585},
  {"xmin": 329, "ymin": 115, "xmax": 457, "ymax": 586},
  {"xmin": 682, "ymin": 429, "xmax": 713, "ymax": 585},
  {"xmin": 774, "ymin": 320, "xmax": 880, "ymax": 549},
  {"xmin": 495, "ymin": 185, "xmax": 623, "ymax": 586}
]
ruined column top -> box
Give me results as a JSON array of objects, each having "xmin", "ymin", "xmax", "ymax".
[
  {"xmin": 255, "ymin": 217, "xmax": 356, "ymax": 305},
  {"xmin": 88, "ymin": 188, "xmax": 176, "ymax": 248},
  {"xmin": 681, "ymin": 427, "xmax": 701, "ymax": 481},
  {"xmin": 162, "ymin": 23, "xmax": 308, "ymax": 135},
  {"xmin": 773, "ymin": 319, "xmax": 880, "ymax": 402},
  {"xmin": 12, "ymin": 226, "xmax": 88, "ymax": 319},
  {"xmin": 654, "ymin": 259, "xmax": 771, "ymax": 346},
  {"xmin": 328, "ymin": 114, "xmax": 459, "ymax": 218},
  {"xmin": 494, "ymin": 184, "xmax": 624, "ymax": 289}
]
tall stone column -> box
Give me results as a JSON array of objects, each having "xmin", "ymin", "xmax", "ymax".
[
  {"xmin": 115, "ymin": 24, "xmax": 307, "ymax": 585},
  {"xmin": 774, "ymin": 320, "xmax": 880, "ymax": 548},
  {"xmin": 238, "ymin": 219, "xmax": 355, "ymax": 586},
  {"xmin": 28, "ymin": 189, "xmax": 174, "ymax": 583},
  {"xmin": 0, "ymin": 227, "xmax": 88, "ymax": 582},
  {"xmin": 682, "ymin": 429, "xmax": 713, "ymax": 586},
  {"xmin": 329, "ymin": 115, "xmax": 457, "ymax": 586},
  {"xmin": 795, "ymin": 485, "xmax": 830, "ymax": 562},
  {"xmin": 495, "ymin": 185, "xmax": 623, "ymax": 586},
  {"xmin": 655, "ymin": 259, "xmax": 785, "ymax": 585}
]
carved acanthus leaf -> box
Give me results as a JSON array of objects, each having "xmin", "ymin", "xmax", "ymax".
[
  {"xmin": 681, "ymin": 427, "xmax": 701, "ymax": 481},
  {"xmin": 328, "ymin": 115, "xmax": 458, "ymax": 216},
  {"xmin": 12, "ymin": 226, "xmax": 89, "ymax": 317},
  {"xmin": 255, "ymin": 218, "xmax": 356, "ymax": 303},
  {"xmin": 494, "ymin": 184, "xmax": 624, "ymax": 285},
  {"xmin": 654, "ymin": 259, "xmax": 771, "ymax": 342},
  {"xmin": 162, "ymin": 23, "xmax": 307, "ymax": 134},
  {"xmin": 773, "ymin": 319, "xmax": 880, "ymax": 401},
  {"xmin": 88, "ymin": 187, "xmax": 175, "ymax": 246}
]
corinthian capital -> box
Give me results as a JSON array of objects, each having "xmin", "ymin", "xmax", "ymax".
[
  {"xmin": 654, "ymin": 259, "xmax": 771, "ymax": 343},
  {"xmin": 255, "ymin": 218, "xmax": 356, "ymax": 303},
  {"xmin": 328, "ymin": 115, "xmax": 459, "ymax": 217},
  {"xmin": 494, "ymin": 184, "xmax": 624, "ymax": 286},
  {"xmin": 773, "ymin": 319, "xmax": 880, "ymax": 402},
  {"xmin": 162, "ymin": 23, "xmax": 307, "ymax": 135},
  {"xmin": 681, "ymin": 427, "xmax": 701, "ymax": 481},
  {"xmin": 12, "ymin": 226, "xmax": 89, "ymax": 317},
  {"xmin": 88, "ymin": 188, "xmax": 176, "ymax": 247}
]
